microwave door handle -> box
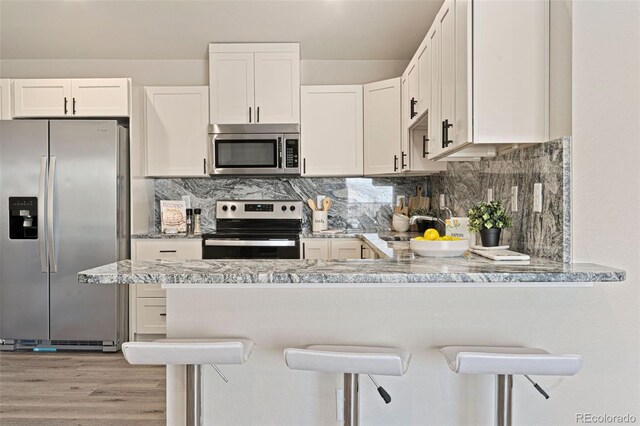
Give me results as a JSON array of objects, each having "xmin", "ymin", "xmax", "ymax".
[{"xmin": 278, "ymin": 137, "xmax": 283, "ymax": 169}]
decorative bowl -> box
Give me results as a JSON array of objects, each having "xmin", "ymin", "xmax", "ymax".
[{"xmin": 409, "ymin": 238, "xmax": 469, "ymax": 257}]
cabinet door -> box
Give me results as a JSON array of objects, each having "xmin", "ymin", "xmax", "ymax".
[
  {"xmin": 331, "ymin": 239, "xmax": 364, "ymax": 260},
  {"xmin": 0, "ymin": 79, "xmax": 11, "ymax": 119},
  {"xmin": 364, "ymin": 78, "xmax": 402, "ymax": 175},
  {"xmin": 136, "ymin": 298, "xmax": 167, "ymax": 334},
  {"xmin": 302, "ymin": 240, "xmax": 330, "ymax": 260},
  {"xmin": 254, "ymin": 52, "xmax": 300, "ymax": 124},
  {"xmin": 145, "ymin": 86, "xmax": 209, "ymax": 177},
  {"xmin": 427, "ymin": 23, "xmax": 442, "ymax": 159},
  {"xmin": 439, "ymin": 0, "xmax": 456, "ymax": 152},
  {"xmin": 301, "ymin": 86, "xmax": 363, "ymax": 176},
  {"xmin": 400, "ymin": 75, "xmax": 410, "ymax": 171},
  {"xmin": 417, "ymin": 40, "xmax": 432, "ymax": 123},
  {"xmin": 209, "ymin": 52, "xmax": 254, "ymax": 124},
  {"xmin": 71, "ymin": 78, "xmax": 129, "ymax": 117},
  {"xmin": 406, "ymin": 61, "xmax": 419, "ymax": 124},
  {"xmin": 13, "ymin": 79, "xmax": 71, "ymax": 117}
]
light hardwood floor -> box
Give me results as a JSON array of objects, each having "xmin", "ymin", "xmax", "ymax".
[{"xmin": 0, "ymin": 351, "xmax": 165, "ymax": 425}]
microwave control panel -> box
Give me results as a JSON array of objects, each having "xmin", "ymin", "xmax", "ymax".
[{"xmin": 285, "ymin": 139, "xmax": 299, "ymax": 168}]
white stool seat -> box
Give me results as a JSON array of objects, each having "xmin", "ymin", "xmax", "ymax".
[
  {"xmin": 284, "ymin": 345, "xmax": 411, "ymax": 376},
  {"xmin": 440, "ymin": 346, "xmax": 582, "ymax": 376},
  {"xmin": 122, "ymin": 338, "xmax": 254, "ymax": 366}
]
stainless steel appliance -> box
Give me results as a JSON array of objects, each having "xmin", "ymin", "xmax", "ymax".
[
  {"xmin": 202, "ymin": 200, "xmax": 302, "ymax": 259},
  {"xmin": 208, "ymin": 124, "xmax": 300, "ymax": 176},
  {"xmin": 0, "ymin": 120, "xmax": 129, "ymax": 352}
]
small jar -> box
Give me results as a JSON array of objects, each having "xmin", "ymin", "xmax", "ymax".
[
  {"xmin": 193, "ymin": 208, "xmax": 202, "ymax": 235},
  {"xmin": 185, "ymin": 208, "xmax": 193, "ymax": 235}
]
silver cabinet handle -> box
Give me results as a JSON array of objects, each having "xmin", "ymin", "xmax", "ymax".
[
  {"xmin": 39, "ymin": 156, "xmax": 47, "ymax": 272},
  {"xmin": 48, "ymin": 155, "xmax": 57, "ymax": 273},
  {"xmin": 204, "ymin": 239, "xmax": 296, "ymax": 247}
]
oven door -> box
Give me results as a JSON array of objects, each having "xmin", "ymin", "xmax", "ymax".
[
  {"xmin": 203, "ymin": 238, "xmax": 300, "ymax": 259},
  {"xmin": 209, "ymin": 133, "xmax": 283, "ymax": 175}
]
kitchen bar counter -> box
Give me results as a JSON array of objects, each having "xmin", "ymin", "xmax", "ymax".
[{"xmin": 78, "ymin": 255, "xmax": 624, "ymax": 287}]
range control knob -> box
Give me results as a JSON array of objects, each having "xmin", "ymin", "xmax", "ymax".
[
  {"xmin": 222, "ymin": 205, "xmax": 228, "ymax": 212},
  {"xmin": 290, "ymin": 205, "xmax": 296, "ymax": 211},
  {"xmin": 230, "ymin": 205, "xmax": 237, "ymax": 212},
  {"xmin": 281, "ymin": 205, "xmax": 287, "ymax": 211}
]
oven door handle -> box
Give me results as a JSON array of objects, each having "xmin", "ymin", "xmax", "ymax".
[{"xmin": 204, "ymin": 239, "xmax": 297, "ymax": 247}]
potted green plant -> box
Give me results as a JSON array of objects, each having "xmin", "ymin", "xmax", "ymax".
[{"xmin": 467, "ymin": 201, "xmax": 512, "ymax": 247}]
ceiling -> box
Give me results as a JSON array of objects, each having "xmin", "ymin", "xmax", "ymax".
[{"xmin": 0, "ymin": 0, "xmax": 444, "ymax": 61}]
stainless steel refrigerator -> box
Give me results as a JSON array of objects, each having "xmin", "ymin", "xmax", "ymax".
[{"xmin": 0, "ymin": 120, "xmax": 129, "ymax": 352}]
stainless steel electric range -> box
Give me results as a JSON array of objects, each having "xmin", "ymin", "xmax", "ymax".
[{"xmin": 202, "ymin": 200, "xmax": 302, "ymax": 259}]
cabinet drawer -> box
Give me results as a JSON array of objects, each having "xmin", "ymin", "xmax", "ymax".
[
  {"xmin": 136, "ymin": 298, "xmax": 167, "ymax": 334},
  {"xmin": 136, "ymin": 284, "xmax": 165, "ymax": 298},
  {"xmin": 134, "ymin": 240, "xmax": 202, "ymax": 260}
]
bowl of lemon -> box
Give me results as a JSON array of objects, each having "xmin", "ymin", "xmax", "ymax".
[{"xmin": 410, "ymin": 228, "xmax": 469, "ymax": 257}]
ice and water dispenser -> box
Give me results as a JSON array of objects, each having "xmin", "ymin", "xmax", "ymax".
[{"xmin": 9, "ymin": 197, "xmax": 38, "ymax": 239}]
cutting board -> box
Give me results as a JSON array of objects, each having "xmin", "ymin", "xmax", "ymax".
[
  {"xmin": 408, "ymin": 185, "xmax": 429, "ymax": 213},
  {"xmin": 469, "ymin": 248, "xmax": 530, "ymax": 261}
]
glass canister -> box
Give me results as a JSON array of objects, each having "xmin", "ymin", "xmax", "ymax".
[{"xmin": 193, "ymin": 208, "xmax": 202, "ymax": 235}]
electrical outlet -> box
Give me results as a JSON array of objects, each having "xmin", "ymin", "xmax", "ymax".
[
  {"xmin": 336, "ymin": 389, "xmax": 344, "ymax": 422},
  {"xmin": 511, "ymin": 186, "xmax": 518, "ymax": 212},
  {"xmin": 487, "ymin": 188, "xmax": 493, "ymax": 202},
  {"xmin": 440, "ymin": 193, "xmax": 445, "ymax": 207},
  {"xmin": 181, "ymin": 195, "xmax": 191, "ymax": 209},
  {"xmin": 317, "ymin": 195, "xmax": 326, "ymax": 207},
  {"xmin": 533, "ymin": 183, "xmax": 543, "ymax": 212}
]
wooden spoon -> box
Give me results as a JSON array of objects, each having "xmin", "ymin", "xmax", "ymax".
[
  {"xmin": 322, "ymin": 198, "xmax": 332, "ymax": 211},
  {"xmin": 307, "ymin": 199, "xmax": 318, "ymax": 211}
]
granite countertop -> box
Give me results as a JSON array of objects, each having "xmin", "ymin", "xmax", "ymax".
[{"xmin": 78, "ymin": 255, "xmax": 625, "ymax": 288}]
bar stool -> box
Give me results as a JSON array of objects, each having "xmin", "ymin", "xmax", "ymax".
[
  {"xmin": 122, "ymin": 338, "xmax": 254, "ymax": 426},
  {"xmin": 440, "ymin": 346, "xmax": 582, "ymax": 426},
  {"xmin": 284, "ymin": 345, "xmax": 412, "ymax": 425}
]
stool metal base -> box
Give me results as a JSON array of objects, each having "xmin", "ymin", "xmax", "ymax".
[
  {"xmin": 186, "ymin": 365, "xmax": 202, "ymax": 426},
  {"xmin": 495, "ymin": 374, "xmax": 513, "ymax": 426},
  {"xmin": 344, "ymin": 373, "xmax": 359, "ymax": 426}
]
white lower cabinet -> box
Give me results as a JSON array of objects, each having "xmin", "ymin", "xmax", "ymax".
[
  {"xmin": 130, "ymin": 239, "xmax": 202, "ymax": 341},
  {"xmin": 302, "ymin": 238, "xmax": 375, "ymax": 260},
  {"xmin": 301, "ymin": 85, "xmax": 363, "ymax": 176}
]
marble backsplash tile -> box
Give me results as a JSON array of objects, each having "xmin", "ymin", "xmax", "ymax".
[
  {"xmin": 154, "ymin": 176, "xmax": 431, "ymax": 233},
  {"xmin": 152, "ymin": 138, "xmax": 570, "ymax": 262},
  {"xmin": 430, "ymin": 137, "xmax": 571, "ymax": 262}
]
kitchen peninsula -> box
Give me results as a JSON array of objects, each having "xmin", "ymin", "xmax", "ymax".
[{"xmin": 79, "ymin": 245, "xmax": 625, "ymax": 425}]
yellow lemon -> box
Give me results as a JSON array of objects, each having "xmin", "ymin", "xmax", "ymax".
[
  {"xmin": 442, "ymin": 235, "xmax": 452, "ymax": 240},
  {"xmin": 451, "ymin": 236, "xmax": 461, "ymax": 241},
  {"xmin": 414, "ymin": 236, "xmax": 425, "ymax": 241},
  {"xmin": 424, "ymin": 228, "xmax": 440, "ymax": 240}
]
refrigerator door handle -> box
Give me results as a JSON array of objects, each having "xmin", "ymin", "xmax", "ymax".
[
  {"xmin": 48, "ymin": 155, "xmax": 57, "ymax": 273},
  {"xmin": 39, "ymin": 156, "xmax": 47, "ymax": 273}
]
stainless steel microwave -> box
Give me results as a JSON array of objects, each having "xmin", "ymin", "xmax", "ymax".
[{"xmin": 208, "ymin": 124, "xmax": 300, "ymax": 176}]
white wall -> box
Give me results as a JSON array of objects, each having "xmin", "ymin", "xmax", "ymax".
[
  {"xmin": 571, "ymin": 0, "xmax": 640, "ymax": 416},
  {"xmin": 0, "ymin": 58, "xmax": 407, "ymax": 233}
]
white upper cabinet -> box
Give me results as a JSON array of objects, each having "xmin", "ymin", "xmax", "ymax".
[
  {"xmin": 406, "ymin": 60, "xmax": 419, "ymax": 125},
  {"xmin": 406, "ymin": 0, "xmax": 549, "ymax": 161},
  {"xmin": 71, "ymin": 79, "xmax": 129, "ymax": 117},
  {"xmin": 144, "ymin": 86, "xmax": 209, "ymax": 177},
  {"xmin": 209, "ymin": 52, "xmax": 254, "ymax": 124},
  {"xmin": 254, "ymin": 52, "xmax": 300, "ymax": 124},
  {"xmin": 12, "ymin": 78, "xmax": 129, "ymax": 118},
  {"xmin": 0, "ymin": 79, "xmax": 11, "ymax": 119},
  {"xmin": 364, "ymin": 78, "xmax": 402, "ymax": 176},
  {"xmin": 301, "ymin": 85, "xmax": 363, "ymax": 177},
  {"xmin": 209, "ymin": 43, "xmax": 300, "ymax": 125}
]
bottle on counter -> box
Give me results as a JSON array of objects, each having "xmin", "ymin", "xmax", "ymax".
[
  {"xmin": 186, "ymin": 208, "xmax": 193, "ymax": 235},
  {"xmin": 193, "ymin": 208, "xmax": 202, "ymax": 235}
]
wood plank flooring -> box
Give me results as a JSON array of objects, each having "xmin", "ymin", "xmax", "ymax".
[{"xmin": 0, "ymin": 351, "xmax": 165, "ymax": 425}]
